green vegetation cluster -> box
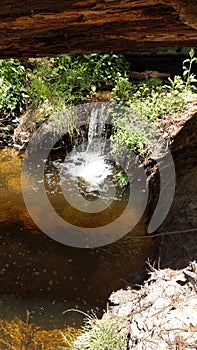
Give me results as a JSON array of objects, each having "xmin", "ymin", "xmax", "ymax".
[
  {"xmin": 110, "ymin": 49, "xmax": 197, "ymax": 187},
  {"xmin": 111, "ymin": 49, "xmax": 197, "ymax": 156},
  {"xmin": 0, "ymin": 59, "xmax": 28, "ymax": 143},
  {"xmin": 72, "ymin": 314, "xmax": 127, "ymax": 350},
  {"xmin": 0, "ymin": 54, "xmax": 129, "ymax": 144},
  {"xmin": 29, "ymin": 54, "xmax": 129, "ymax": 106},
  {"xmin": 0, "ymin": 50, "xmax": 196, "ymax": 156}
]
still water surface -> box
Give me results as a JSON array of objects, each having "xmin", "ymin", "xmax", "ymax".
[{"xmin": 0, "ymin": 147, "xmax": 152, "ymax": 343}]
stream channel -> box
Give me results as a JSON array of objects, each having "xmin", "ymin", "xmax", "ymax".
[{"xmin": 0, "ymin": 104, "xmax": 152, "ymax": 342}]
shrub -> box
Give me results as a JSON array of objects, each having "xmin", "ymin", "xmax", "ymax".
[
  {"xmin": 110, "ymin": 49, "xmax": 197, "ymax": 162},
  {"xmin": 27, "ymin": 54, "xmax": 130, "ymax": 107},
  {"xmin": 0, "ymin": 59, "xmax": 28, "ymax": 143}
]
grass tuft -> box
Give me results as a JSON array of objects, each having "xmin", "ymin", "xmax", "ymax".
[{"xmin": 72, "ymin": 313, "xmax": 127, "ymax": 350}]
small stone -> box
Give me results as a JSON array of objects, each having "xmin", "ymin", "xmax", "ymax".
[{"xmin": 108, "ymin": 295, "xmax": 120, "ymax": 306}]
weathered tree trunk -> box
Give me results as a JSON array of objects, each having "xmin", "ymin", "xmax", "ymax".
[{"xmin": 0, "ymin": 0, "xmax": 197, "ymax": 57}]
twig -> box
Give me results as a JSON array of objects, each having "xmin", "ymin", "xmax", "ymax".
[{"xmin": 125, "ymin": 228, "xmax": 197, "ymax": 240}]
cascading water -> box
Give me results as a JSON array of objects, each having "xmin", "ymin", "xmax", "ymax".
[
  {"xmin": 78, "ymin": 104, "xmax": 113, "ymax": 189},
  {"xmin": 55, "ymin": 104, "xmax": 117, "ymax": 202},
  {"xmin": 86, "ymin": 104, "xmax": 106, "ymax": 153},
  {"xmin": 32, "ymin": 103, "xmax": 147, "ymax": 241}
]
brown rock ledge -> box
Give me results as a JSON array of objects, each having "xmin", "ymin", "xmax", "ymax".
[{"xmin": 0, "ymin": 1, "xmax": 197, "ymax": 57}]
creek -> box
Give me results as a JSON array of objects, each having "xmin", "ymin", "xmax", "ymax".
[{"xmin": 0, "ymin": 104, "xmax": 153, "ymax": 345}]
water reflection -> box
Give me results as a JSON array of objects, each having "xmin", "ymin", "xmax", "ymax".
[{"xmin": 0, "ymin": 148, "xmax": 152, "ymax": 326}]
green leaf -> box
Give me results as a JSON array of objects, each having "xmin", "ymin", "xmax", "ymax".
[
  {"xmin": 189, "ymin": 48, "xmax": 195, "ymax": 58},
  {"xmin": 183, "ymin": 69, "xmax": 189, "ymax": 76},
  {"xmin": 183, "ymin": 59, "xmax": 190, "ymax": 64}
]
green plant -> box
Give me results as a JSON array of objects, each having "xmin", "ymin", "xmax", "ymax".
[
  {"xmin": 28, "ymin": 54, "xmax": 130, "ymax": 108},
  {"xmin": 0, "ymin": 59, "xmax": 28, "ymax": 113},
  {"xmin": 182, "ymin": 48, "xmax": 197, "ymax": 89},
  {"xmin": 166, "ymin": 48, "xmax": 197, "ymax": 97},
  {"xmin": 114, "ymin": 170, "xmax": 129, "ymax": 188},
  {"xmin": 0, "ymin": 54, "xmax": 131, "ymax": 145},
  {"xmin": 112, "ymin": 77, "xmax": 134, "ymax": 105},
  {"xmin": 72, "ymin": 314, "xmax": 127, "ymax": 350},
  {"xmin": 110, "ymin": 49, "xmax": 197, "ymax": 161},
  {"xmin": 27, "ymin": 58, "xmax": 66, "ymax": 109},
  {"xmin": 0, "ymin": 59, "xmax": 29, "ymax": 143},
  {"xmin": 56, "ymin": 53, "xmax": 130, "ymax": 86},
  {"xmin": 163, "ymin": 48, "xmax": 197, "ymax": 112},
  {"xmin": 111, "ymin": 108, "xmax": 156, "ymax": 157}
]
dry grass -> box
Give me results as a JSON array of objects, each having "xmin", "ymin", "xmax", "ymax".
[{"xmin": 0, "ymin": 312, "xmax": 80, "ymax": 350}]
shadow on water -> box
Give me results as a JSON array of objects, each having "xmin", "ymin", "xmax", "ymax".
[{"xmin": 0, "ymin": 147, "xmax": 152, "ymax": 342}]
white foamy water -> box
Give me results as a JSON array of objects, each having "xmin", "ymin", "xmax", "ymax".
[{"xmin": 79, "ymin": 157, "xmax": 113, "ymax": 186}]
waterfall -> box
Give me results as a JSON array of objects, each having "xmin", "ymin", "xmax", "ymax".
[
  {"xmin": 78, "ymin": 103, "xmax": 112, "ymax": 187},
  {"xmin": 57, "ymin": 104, "xmax": 114, "ymax": 198},
  {"xmin": 86, "ymin": 104, "xmax": 106, "ymax": 154}
]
